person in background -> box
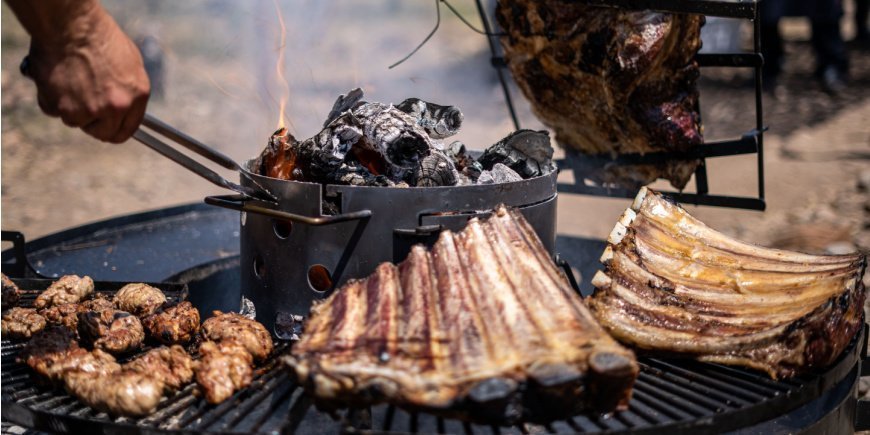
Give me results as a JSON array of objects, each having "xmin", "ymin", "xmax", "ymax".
[
  {"xmin": 761, "ymin": 0, "xmax": 849, "ymax": 95},
  {"xmin": 5, "ymin": 0, "xmax": 151, "ymax": 143}
]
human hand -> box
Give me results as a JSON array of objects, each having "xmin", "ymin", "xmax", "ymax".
[{"xmin": 22, "ymin": 5, "xmax": 150, "ymax": 143}]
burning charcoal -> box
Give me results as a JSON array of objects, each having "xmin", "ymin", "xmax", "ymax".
[
  {"xmin": 447, "ymin": 141, "xmax": 482, "ymax": 182},
  {"xmin": 396, "ymin": 98, "xmax": 464, "ymax": 139},
  {"xmin": 351, "ymin": 102, "xmax": 432, "ymax": 182},
  {"xmin": 334, "ymin": 163, "xmax": 396, "ymax": 187},
  {"xmin": 478, "ymin": 130, "xmax": 555, "ymax": 179},
  {"xmin": 415, "ymin": 151, "xmax": 459, "ymax": 187},
  {"xmin": 323, "ymin": 88, "xmax": 365, "ymax": 128},
  {"xmin": 478, "ymin": 164, "xmax": 522, "ymax": 184},
  {"xmin": 254, "ymin": 128, "xmax": 300, "ymax": 180}
]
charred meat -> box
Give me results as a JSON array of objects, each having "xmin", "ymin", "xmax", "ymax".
[
  {"xmin": 126, "ymin": 345, "xmax": 197, "ymax": 392},
  {"xmin": 496, "ymin": 1, "xmax": 703, "ymax": 189},
  {"xmin": 78, "ymin": 309, "xmax": 145, "ymax": 355},
  {"xmin": 285, "ymin": 206, "xmax": 637, "ymax": 423},
  {"xmin": 41, "ymin": 295, "xmax": 114, "ymax": 331},
  {"xmin": 587, "ymin": 188, "xmax": 867, "ymax": 378},
  {"xmin": 21, "ymin": 326, "xmax": 88, "ymax": 382},
  {"xmin": 2, "ymin": 307, "xmax": 46, "ymax": 340},
  {"xmin": 114, "ymin": 283, "xmax": 167, "ymax": 317},
  {"xmin": 201, "ymin": 311, "xmax": 273, "ymax": 361},
  {"xmin": 143, "ymin": 301, "xmax": 200, "ymax": 345},
  {"xmin": 2, "ymin": 273, "xmax": 20, "ymax": 310},
  {"xmin": 34, "ymin": 275, "xmax": 94, "ymax": 310},
  {"xmin": 195, "ymin": 340, "xmax": 254, "ymax": 404}
]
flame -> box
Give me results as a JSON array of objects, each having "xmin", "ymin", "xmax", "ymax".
[{"xmin": 274, "ymin": 0, "xmax": 290, "ymax": 130}]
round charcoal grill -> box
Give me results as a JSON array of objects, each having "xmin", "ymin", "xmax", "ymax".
[{"xmin": 2, "ymin": 205, "xmax": 869, "ymax": 434}]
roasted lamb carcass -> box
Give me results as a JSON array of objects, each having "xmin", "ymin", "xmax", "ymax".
[
  {"xmin": 2, "ymin": 273, "xmax": 20, "ymax": 310},
  {"xmin": 2, "ymin": 307, "xmax": 46, "ymax": 339},
  {"xmin": 34, "ymin": 275, "xmax": 94, "ymax": 310},
  {"xmin": 285, "ymin": 206, "xmax": 638, "ymax": 423},
  {"xmin": 77, "ymin": 309, "xmax": 145, "ymax": 355},
  {"xmin": 195, "ymin": 340, "xmax": 254, "ymax": 404},
  {"xmin": 496, "ymin": 1, "xmax": 704, "ymax": 189},
  {"xmin": 114, "ymin": 283, "xmax": 167, "ymax": 317},
  {"xmin": 201, "ymin": 311, "xmax": 273, "ymax": 361},
  {"xmin": 587, "ymin": 188, "xmax": 867, "ymax": 378},
  {"xmin": 143, "ymin": 301, "xmax": 200, "ymax": 345}
]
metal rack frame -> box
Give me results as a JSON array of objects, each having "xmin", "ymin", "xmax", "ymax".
[{"xmin": 475, "ymin": 0, "xmax": 766, "ymax": 210}]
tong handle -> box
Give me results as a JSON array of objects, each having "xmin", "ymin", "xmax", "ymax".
[{"xmin": 141, "ymin": 113, "xmax": 240, "ymax": 171}]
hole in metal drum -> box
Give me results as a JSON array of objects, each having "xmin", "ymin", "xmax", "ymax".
[
  {"xmin": 273, "ymin": 220, "xmax": 292, "ymax": 239},
  {"xmin": 253, "ymin": 255, "xmax": 266, "ymax": 279},
  {"xmin": 307, "ymin": 264, "xmax": 332, "ymax": 293}
]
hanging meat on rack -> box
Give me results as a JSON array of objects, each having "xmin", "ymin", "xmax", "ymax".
[
  {"xmin": 496, "ymin": 1, "xmax": 704, "ymax": 189},
  {"xmin": 285, "ymin": 205, "xmax": 638, "ymax": 423},
  {"xmin": 586, "ymin": 188, "xmax": 867, "ymax": 378}
]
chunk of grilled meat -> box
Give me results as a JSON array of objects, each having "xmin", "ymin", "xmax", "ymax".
[
  {"xmin": 195, "ymin": 340, "xmax": 254, "ymax": 404},
  {"xmin": 78, "ymin": 309, "xmax": 145, "ymax": 355},
  {"xmin": 21, "ymin": 326, "xmax": 122, "ymax": 383},
  {"xmin": 201, "ymin": 311, "xmax": 273, "ymax": 361},
  {"xmin": 2, "ymin": 307, "xmax": 46, "ymax": 339},
  {"xmin": 114, "ymin": 283, "xmax": 167, "ymax": 317},
  {"xmin": 143, "ymin": 301, "xmax": 200, "ymax": 345},
  {"xmin": 65, "ymin": 369, "xmax": 164, "ymax": 417},
  {"xmin": 496, "ymin": 1, "xmax": 704, "ymax": 189},
  {"xmin": 34, "ymin": 275, "xmax": 94, "ymax": 310},
  {"xmin": 126, "ymin": 345, "xmax": 197, "ymax": 392},
  {"xmin": 41, "ymin": 295, "xmax": 114, "ymax": 331},
  {"xmin": 2, "ymin": 273, "xmax": 20, "ymax": 310},
  {"xmin": 285, "ymin": 206, "xmax": 637, "ymax": 423},
  {"xmin": 586, "ymin": 188, "xmax": 867, "ymax": 379}
]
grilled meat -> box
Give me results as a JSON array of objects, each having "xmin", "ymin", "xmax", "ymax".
[
  {"xmin": 65, "ymin": 369, "xmax": 164, "ymax": 417},
  {"xmin": 201, "ymin": 311, "xmax": 272, "ymax": 361},
  {"xmin": 586, "ymin": 188, "xmax": 867, "ymax": 379},
  {"xmin": 195, "ymin": 340, "xmax": 254, "ymax": 404},
  {"xmin": 2, "ymin": 307, "xmax": 46, "ymax": 339},
  {"xmin": 21, "ymin": 326, "xmax": 87, "ymax": 382},
  {"xmin": 41, "ymin": 295, "xmax": 114, "ymax": 331},
  {"xmin": 34, "ymin": 275, "xmax": 94, "ymax": 310},
  {"xmin": 2, "ymin": 273, "xmax": 20, "ymax": 310},
  {"xmin": 114, "ymin": 283, "xmax": 167, "ymax": 317},
  {"xmin": 126, "ymin": 345, "xmax": 197, "ymax": 392},
  {"xmin": 78, "ymin": 309, "xmax": 145, "ymax": 355},
  {"xmin": 143, "ymin": 301, "xmax": 200, "ymax": 345},
  {"xmin": 496, "ymin": 1, "xmax": 704, "ymax": 189},
  {"xmin": 285, "ymin": 206, "xmax": 637, "ymax": 423}
]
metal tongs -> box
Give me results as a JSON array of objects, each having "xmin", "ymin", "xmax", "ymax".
[{"xmin": 134, "ymin": 114, "xmax": 277, "ymax": 203}]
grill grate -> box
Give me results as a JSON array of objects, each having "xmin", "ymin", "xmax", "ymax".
[{"xmin": 1, "ymin": 279, "xmax": 862, "ymax": 434}]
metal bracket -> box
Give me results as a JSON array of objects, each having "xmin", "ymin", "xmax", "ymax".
[
  {"xmin": 204, "ymin": 195, "xmax": 372, "ymax": 226},
  {"xmin": 1, "ymin": 231, "xmax": 38, "ymax": 278}
]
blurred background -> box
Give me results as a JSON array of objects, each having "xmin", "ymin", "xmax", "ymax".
[{"xmin": 1, "ymin": 0, "xmax": 868, "ymax": 257}]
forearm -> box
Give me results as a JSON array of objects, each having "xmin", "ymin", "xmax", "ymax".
[{"xmin": 5, "ymin": 0, "xmax": 108, "ymax": 49}]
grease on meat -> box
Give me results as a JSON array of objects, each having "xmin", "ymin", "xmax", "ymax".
[
  {"xmin": 2, "ymin": 307, "xmax": 46, "ymax": 339},
  {"xmin": 78, "ymin": 309, "xmax": 145, "ymax": 355},
  {"xmin": 34, "ymin": 275, "xmax": 94, "ymax": 310},
  {"xmin": 195, "ymin": 340, "xmax": 253, "ymax": 404},
  {"xmin": 114, "ymin": 283, "xmax": 167, "ymax": 317},
  {"xmin": 201, "ymin": 311, "xmax": 273, "ymax": 361},
  {"xmin": 142, "ymin": 301, "xmax": 200, "ymax": 345},
  {"xmin": 126, "ymin": 345, "xmax": 197, "ymax": 392}
]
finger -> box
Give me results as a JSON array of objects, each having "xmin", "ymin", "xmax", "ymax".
[
  {"xmin": 82, "ymin": 115, "xmax": 124, "ymax": 142},
  {"xmin": 60, "ymin": 110, "xmax": 97, "ymax": 128},
  {"xmin": 36, "ymin": 92, "xmax": 60, "ymax": 117},
  {"xmin": 110, "ymin": 94, "xmax": 148, "ymax": 144}
]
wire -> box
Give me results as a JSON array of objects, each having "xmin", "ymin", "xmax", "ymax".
[{"xmin": 388, "ymin": 0, "xmax": 505, "ymax": 69}]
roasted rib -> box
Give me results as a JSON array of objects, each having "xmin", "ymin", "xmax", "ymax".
[
  {"xmin": 496, "ymin": 1, "xmax": 704, "ymax": 189},
  {"xmin": 586, "ymin": 188, "xmax": 867, "ymax": 378},
  {"xmin": 285, "ymin": 206, "xmax": 637, "ymax": 423}
]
